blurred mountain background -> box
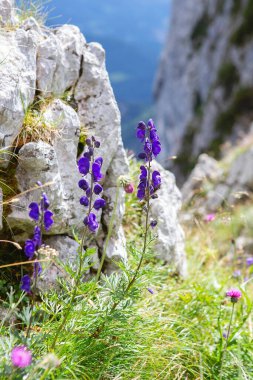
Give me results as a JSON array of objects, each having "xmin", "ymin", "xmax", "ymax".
[{"xmin": 47, "ymin": 0, "xmax": 171, "ymax": 153}]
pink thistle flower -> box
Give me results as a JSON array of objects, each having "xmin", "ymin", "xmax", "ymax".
[
  {"xmin": 204, "ymin": 213, "xmax": 216, "ymax": 223},
  {"xmin": 124, "ymin": 183, "xmax": 134, "ymax": 194},
  {"xmin": 11, "ymin": 346, "xmax": 32, "ymax": 368},
  {"xmin": 226, "ymin": 288, "xmax": 242, "ymax": 303}
]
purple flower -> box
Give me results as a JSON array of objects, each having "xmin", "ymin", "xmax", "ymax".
[
  {"xmin": 124, "ymin": 183, "xmax": 134, "ymax": 194},
  {"xmin": 33, "ymin": 261, "xmax": 42, "ymax": 277},
  {"xmin": 140, "ymin": 165, "xmax": 147, "ymax": 180},
  {"xmin": 24, "ymin": 240, "xmax": 35, "ymax": 259},
  {"xmin": 33, "ymin": 226, "xmax": 42, "ymax": 248},
  {"xmin": 246, "ymin": 257, "xmax": 253, "ymax": 266},
  {"xmin": 138, "ymin": 152, "xmax": 146, "ymax": 160},
  {"xmin": 86, "ymin": 188, "xmax": 91, "ymax": 196},
  {"xmin": 152, "ymin": 140, "xmax": 161, "ymax": 156},
  {"xmin": 94, "ymin": 140, "xmax": 100, "ymax": 148},
  {"xmin": 147, "ymin": 287, "xmax": 154, "ymax": 294},
  {"xmin": 150, "ymin": 220, "xmax": 157, "ymax": 228},
  {"xmin": 80, "ymin": 196, "xmax": 89, "ymax": 206},
  {"xmin": 204, "ymin": 213, "xmax": 216, "ymax": 223},
  {"xmin": 94, "ymin": 183, "xmax": 103, "ymax": 195},
  {"xmin": 152, "ymin": 171, "xmax": 161, "ymax": 189},
  {"xmin": 44, "ymin": 210, "xmax": 54, "ymax": 231},
  {"xmin": 233, "ymin": 270, "xmax": 241, "ymax": 278},
  {"xmin": 28, "ymin": 202, "xmax": 40, "ymax": 221},
  {"xmin": 84, "ymin": 212, "xmax": 99, "ymax": 232},
  {"xmin": 86, "ymin": 138, "xmax": 92, "ymax": 146},
  {"xmin": 78, "ymin": 179, "xmax": 90, "ymax": 191},
  {"xmin": 92, "ymin": 162, "xmax": 103, "ymax": 182},
  {"xmin": 144, "ymin": 139, "xmax": 152, "ymax": 158},
  {"xmin": 11, "ymin": 346, "xmax": 32, "ymax": 368},
  {"xmin": 137, "ymin": 121, "xmax": 146, "ymax": 141},
  {"xmin": 78, "ymin": 156, "xmax": 90, "ymax": 175},
  {"xmin": 21, "ymin": 275, "xmax": 31, "ymax": 293},
  {"xmin": 93, "ymin": 198, "xmax": 106, "ymax": 210},
  {"xmin": 95, "ymin": 157, "xmax": 103, "ymax": 167},
  {"xmin": 226, "ymin": 288, "xmax": 242, "ymax": 303},
  {"xmin": 41, "ymin": 192, "xmax": 50, "ymax": 210}
]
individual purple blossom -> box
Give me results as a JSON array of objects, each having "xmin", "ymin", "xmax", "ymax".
[
  {"xmin": 92, "ymin": 162, "xmax": 103, "ymax": 182},
  {"xmin": 78, "ymin": 156, "xmax": 90, "ymax": 175},
  {"xmin": 80, "ymin": 196, "xmax": 89, "ymax": 206},
  {"xmin": 150, "ymin": 220, "xmax": 157, "ymax": 228},
  {"xmin": 147, "ymin": 287, "xmax": 154, "ymax": 294},
  {"xmin": 152, "ymin": 140, "xmax": 161, "ymax": 157},
  {"xmin": 21, "ymin": 275, "xmax": 31, "ymax": 293},
  {"xmin": 246, "ymin": 257, "xmax": 253, "ymax": 266},
  {"xmin": 136, "ymin": 121, "xmax": 146, "ymax": 141},
  {"xmin": 33, "ymin": 226, "xmax": 42, "ymax": 249},
  {"xmin": 124, "ymin": 183, "xmax": 134, "ymax": 194},
  {"xmin": 94, "ymin": 140, "xmax": 100, "ymax": 148},
  {"xmin": 152, "ymin": 171, "xmax": 161, "ymax": 189},
  {"xmin": 44, "ymin": 210, "xmax": 54, "ymax": 231},
  {"xmin": 204, "ymin": 213, "xmax": 216, "ymax": 223},
  {"xmin": 93, "ymin": 198, "xmax": 106, "ymax": 210},
  {"xmin": 84, "ymin": 213, "xmax": 99, "ymax": 232},
  {"xmin": 28, "ymin": 202, "xmax": 40, "ymax": 221},
  {"xmin": 11, "ymin": 346, "xmax": 32, "ymax": 368},
  {"xmin": 78, "ymin": 179, "xmax": 90, "ymax": 191},
  {"xmin": 41, "ymin": 192, "xmax": 50, "ymax": 210},
  {"xmin": 226, "ymin": 288, "xmax": 242, "ymax": 303},
  {"xmin": 24, "ymin": 240, "xmax": 35, "ymax": 260},
  {"xmin": 94, "ymin": 183, "xmax": 103, "ymax": 195}
]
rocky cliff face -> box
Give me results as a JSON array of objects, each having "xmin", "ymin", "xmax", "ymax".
[
  {"xmin": 0, "ymin": 0, "xmax": 187, "ymax": 279},
  {"xmin": 155, "ymin": 0, "xmax": 253, "ymax": 182}
]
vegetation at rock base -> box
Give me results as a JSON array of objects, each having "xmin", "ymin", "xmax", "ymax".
[
  {"xmin": 231, "ymin": 0, "xmax": 253, "ymax": 45},
  {"xmin": 191, "ymin": 12, "xmax": 211, "ymax": 50},
  {"xmin": 217, "ymin": 62, "xmax": 240, "ymax": 99},
  {"xmin": 1, "ymin": 154, "xmax": 253, "ymax": 379}
]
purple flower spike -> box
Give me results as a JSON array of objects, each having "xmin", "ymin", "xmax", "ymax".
[
  {"xmin": 24, "ymin": 240, "xmax": 35, "ymax": 259},
  {"xmin": 11, "ymin": 346, "xmax": 32, "ymax": 368},
  {"xmin": 78, "ymin": 179, "xmax": 89, "ymax": 191},
  {"xmin": 44, "ymin": 210, "xmax": 54, "ymax": 231},
  {"xmin": 246, "ymin": 257, "xmax": 253, "ymax": 266},
  {"xmin": 226, "ymin": 288, "xmax": 242, "ymax": 303},
  {"xmin": 21, "ymin": 275, "xmax": 31, "ymax": 293},
  {"xmin": 80, "ymin": 196, "xmax": 89, "ymax": 206},
  {"xmin": 93, "ymin": 198, "xmax": 106, "ymax": 210},
  {"xmin": 84, "ymin": 213, "xmax": 99, "ymax": 232},
  {"xmin": 92, "ymin": 162, "xmax": 103, "ymax": 182},
  {"xmin": 94, "ymin": 183, "xmax": 103, "ymax": 195},
  {"xmin": 28, "ymin": 202, "xmax": 40, "ymax": 221},
  {"xmin": 41, "ymin": 192, "xmax": 50, "ymax": 210},
  {"xmin": 78, "ymin": 156, "xmax": 90, "ymax": 175}
]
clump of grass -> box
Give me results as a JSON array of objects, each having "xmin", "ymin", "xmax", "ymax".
[
  {"xmin": 16, "ymin": 0, "xmax": 51, "ymax": 25},
  {"xmin": 214, "ymin": 86, "xmax": 253, "ymax": 148},
  {"xmin": 231, "ymin": 0, "xmax": 253, "ymax": 45},
  {"xmin": 217, "ymin": 62, "xmax": 240, "ymax": 98},
  {"xmin": 14, "ymin": 101, "xmax": 61, "ymax": 148},
  {"xmin": 191, "ymin": 12, "xmax": 211, "ymax": 49}
]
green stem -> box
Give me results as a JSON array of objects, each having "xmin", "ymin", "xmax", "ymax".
[
  {"xmin": 93, "ymin": 161, "xmax": 152, "ymax": 337},
  {"xmin": 219, "ymin": 303, "xmax": 235, "ymax": 378},
  {"xmin": 95, "ymin": 185, "xmax": 120, "ymax": 282}
]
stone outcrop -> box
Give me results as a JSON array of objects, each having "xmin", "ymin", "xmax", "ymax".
[
  {"xmin": 151, "ymin": 162, "xmax": 187, "ymax": 276},
  {"xmin": 155, "ymin": 0, "xmax": 253, "ymax": 181},
  {"xmin": 182, "ymin": 138, "xmax": 253, "ymax": 214},
  {"xmin": 0, "ymin": 0, "xmax": 187, "ymax": 278}
]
